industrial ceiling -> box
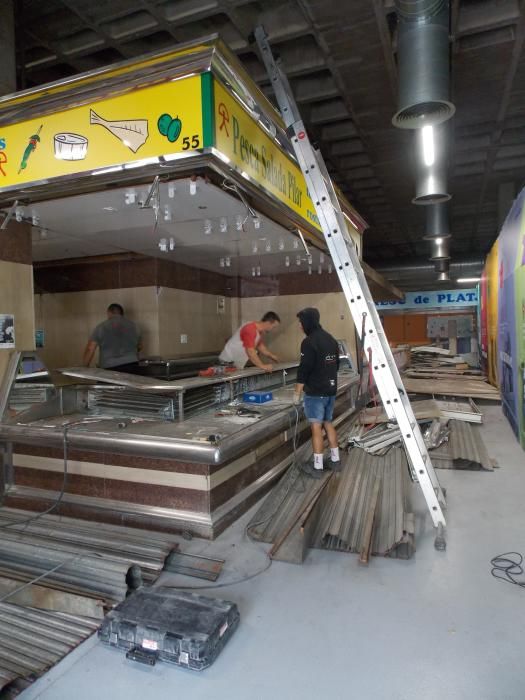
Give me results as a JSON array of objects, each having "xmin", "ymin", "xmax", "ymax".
[{"xmin": 10, "ymin": 0, "xmax": 525, "ymax": 288}]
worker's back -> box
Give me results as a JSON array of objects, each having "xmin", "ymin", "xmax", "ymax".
[{"xmin": 91, "ymin": 316, "xmax": 140, "ymax": 369}]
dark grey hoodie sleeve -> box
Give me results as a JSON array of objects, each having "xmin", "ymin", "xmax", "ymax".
[{"xmin": 297, "ymin": 338, "xmax": 315, "ymax": 384}]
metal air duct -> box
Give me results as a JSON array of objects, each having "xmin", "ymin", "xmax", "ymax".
[
  {"xmin": 413, "ymin": 124, "xmax": 450, "ymax": 204},
  {"xmin": 424, "ymin": 201, "xmax": 450, "ymax": 239},
  {"xmin": 392, "ymin": 0, "xmax": 455, "ymax": 129},
  {"xmin": 429, "ymin": 235, "xmax": 450, "ymax": 260},
  {"xmin": 434, "ymin": 258, "xmax": 450, "ymax": 281}
]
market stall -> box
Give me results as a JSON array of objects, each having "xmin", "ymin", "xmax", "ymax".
[{"xmin": 0, "ymin": 35, "xmax": 402, "ymax": 536}]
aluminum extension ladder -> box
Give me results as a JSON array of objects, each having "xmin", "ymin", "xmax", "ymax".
[{"xmin": 253, "ymin": 26, "xmax": 447, "ymax": 550}]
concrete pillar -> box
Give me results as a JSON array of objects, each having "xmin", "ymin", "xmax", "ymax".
[{"xmin": 0, "ymin": 0, "xmax": 16, "ymax": 95}]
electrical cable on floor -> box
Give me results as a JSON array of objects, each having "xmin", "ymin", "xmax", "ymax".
[
  {"xmin": 0, "ymin": 422, "xmax": 71, "ymax": 529},
  {"xmin": 0, "ymin": 553, "xmax": 84, "ymax": 604},
  {"xmin": 167, "ymin": 405, "xmax": 305, "ymax": 591},
  {"xmin": 490, "ymin": 552, "xmax": 525, "ymax": 588}
]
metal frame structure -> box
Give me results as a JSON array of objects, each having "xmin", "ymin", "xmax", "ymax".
[{"xmin": 254, "ymin": 26, "xmax": 447, "ymax": 550}]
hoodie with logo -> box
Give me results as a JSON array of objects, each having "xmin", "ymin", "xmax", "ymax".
[{"xmin": 296, "ymin": 307, "xmax": 339, "ymax": 396}]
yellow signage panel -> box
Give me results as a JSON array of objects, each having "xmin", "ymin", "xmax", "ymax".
[
  {"xmin": 0, "ymin": 75, "xmax": 204, "ymax": 189},
  {"xmin": 213, "ymin": 79, "xmax": 321, "ymax": 231}
]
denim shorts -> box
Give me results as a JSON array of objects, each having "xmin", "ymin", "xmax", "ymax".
[{"xmin": 303, "ymin": 395, "xmax": 336, "ymax": 423}]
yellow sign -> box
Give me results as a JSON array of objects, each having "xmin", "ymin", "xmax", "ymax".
[
  {"xmin": 213, "ymin": 80, "xmax": 321, "ymax": 231},
  {"xmin": 0, "ymin": 75, "xmax": 204, "ymax": 189}
]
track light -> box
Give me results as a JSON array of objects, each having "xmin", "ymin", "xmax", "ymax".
[
  {"xmin": 168, "ymin": 183, "xmax": 176, "ymax": 198},
  {"xmin": 124, "ymin": 191, "xmax": 136, "ymax": 205},
  {"xmin": 265, "ymin": 241, "xmax": 271, "ymax": 252},
  {"xmin": 252, "ymin": 267, "xmax": 256, "ymax": 277},
  {"xmin": 159, "ymin": 238, "xmax": 167, "ymax": 252},
  {"xmin": 220, "ymin": 217, "xmax": 228, "ymax": 233},
  {"xmin": 285, "ymin": 256, "xmax": 290, "ymax": 267},
  {"xmin": 296, "ymin": 255, "xmax": 301, "ymax": 266},
  {"xmin": 253, "ymin": 216, "xmax": 261, "ymax": 230},
  {"xmin": 169, "ymin": 237, "xmax": 175, "ymax": 251},
  {"xmin": 252, "ymin": 242, "xmax": 258, "ymax": 254},
  {"xmin": 235, "ymin": 215, "xmax": 244, "ymax": 231},
  {"xmin": 190, "ymin": 178, "xmax": 197, "ymax": 196},
  {"xmin": 220, "ymin": 257, "xmax": 225, "ymax": 267},
  {"xmin": 204, "ymin": 219, "xmax": 212, "ymax": 235},
  {"xmin": 163, "ymin": 206, "xmax": 172, "ymax": 222},
  {"xmin": 15, "ymin": 207, "xmax": 24, "ymax": 223},
  {"xmin": 308, "ymin": 266, "xmax": 312, "ymax": 275},
  {"xmin": 256, "ymin": 265, "xmax": 261, "ymax": 276},
  {"xmin": 278, "ymin": 239, "xmax": 285, "ymax": 251}
]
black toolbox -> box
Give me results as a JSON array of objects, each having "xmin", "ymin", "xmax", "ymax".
[{"xmin": 98, "ymin": 587, "xmax": 240, "ymax": 670}]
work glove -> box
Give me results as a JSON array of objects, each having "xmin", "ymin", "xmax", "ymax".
[{"xmin": 292, "ymin": 392, "xmax": 302, "ymax": 405}]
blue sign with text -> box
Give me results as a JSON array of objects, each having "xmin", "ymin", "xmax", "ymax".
[{"xmin": 376, "ymin": 288, "xmax": 478, "ymax": 310}]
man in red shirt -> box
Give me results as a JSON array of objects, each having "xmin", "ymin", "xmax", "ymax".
[{"xmin": 219, "ymin": 311, "xmax": 281, "ymax": 370}]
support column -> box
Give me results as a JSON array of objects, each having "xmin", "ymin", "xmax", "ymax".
[
  {"xmin": 0, "ymin": 222, "xmax": 35, "ymax": 384},
  {"xmin": 0, "ymin": 0, "xmax": 16, "ymax": 96}
]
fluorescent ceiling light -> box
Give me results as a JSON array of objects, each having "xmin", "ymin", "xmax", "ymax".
[
  {"xmin": 422, "ymin": 125, "xmax": 435, "ymax": 167},
  {"xmin": 457, "ymin": 277, "xmax": 480, "ymax": 283}
]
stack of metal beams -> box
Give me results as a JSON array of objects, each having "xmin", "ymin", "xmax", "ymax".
[
  {"xmin": 0, "ymin": 510, "xmax": 176, "ymax": 607},
  {"xmin": 313, "ymin": 448, "xmax": 415, "ymax": 559},
  {"xmin": 0, "ymin": 603, "xmax": 99, "ymax": 695}
]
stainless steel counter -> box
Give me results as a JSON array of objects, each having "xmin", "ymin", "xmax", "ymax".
[
  {"xmin": 0, "ymin": 374, "xmax": 358, "ymax": 464},
  {"xmin": 0, "ymin": 353, "xmax": 358, "ymax": 464}
]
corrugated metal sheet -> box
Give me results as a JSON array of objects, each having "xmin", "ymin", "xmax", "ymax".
[
  {"xmin": 0, "ymin": 509, "xmax": 178, "ymax": 695},
  {"xmin": 313, "ymin": 448, "xmax": 414, "ymax": 558},
  {"xmin": 247, "ymin": 443, "xmax": 332, "ymax": 544},
  {"xmin": 0, "ymin": 510, "xmax": 175, "ymax": 606},
  {"xmin": 430, "ymin": 420, "xmax": 494, "ymax": 470},
  {"xmin": 0, "ymin": 602, "xmax": 99, "ymax": 694}
]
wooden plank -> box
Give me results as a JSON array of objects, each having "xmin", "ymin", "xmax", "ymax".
[{"xmin": 403, "ymin": 377, "xmax": 500, "ymax": 400}]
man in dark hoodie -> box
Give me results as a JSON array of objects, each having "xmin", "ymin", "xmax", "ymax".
[{"xmin": 294, "ymin": 307, "xmax": 341, "ymax": 478}]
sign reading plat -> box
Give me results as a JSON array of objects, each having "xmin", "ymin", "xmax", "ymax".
[{"xmin": 376, "ymin": 289, "xmax": 478, "ymax": 310}]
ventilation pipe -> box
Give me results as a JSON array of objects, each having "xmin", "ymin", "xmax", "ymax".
[
  {"xmin": 392, "ymin": 0, "xmax": 455, "ymax": 129},
  {"xmin": 413, "ymin": 123, "xmax": 450, "ymax": 204},
  {"xmin": 425, "ymin": 201, "xmax": 451, "ymax": 280},
  {"xmin": 424, "ymin": 201, "xmax": 450, "ymax": 240},
  {"xmin": 434, "ymin": 258, "xmax": 450, "ymax": 282}
]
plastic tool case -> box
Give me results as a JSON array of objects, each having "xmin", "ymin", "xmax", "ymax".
[{"xmin": 98, "ymin": 587, "xmax": 240, "ymax": 670}]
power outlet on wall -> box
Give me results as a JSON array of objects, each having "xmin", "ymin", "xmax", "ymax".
[{"xmin": 180, "ymin": 334, "xmax": 188, "ymax": 344}]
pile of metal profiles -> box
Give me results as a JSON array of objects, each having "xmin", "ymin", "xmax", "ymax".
[
  {"xmin": 0, "ymin": 509, "xmax": 175, "ymax": 608},
  {"xmin": 430, "ymin": 420, "xmax": 495, "ymax": 471},
  {"xmin": 359, "ymin": 399, "xmax": 442, "ymax": 425},
  {"xmin": 359, "ymin": 398, "xmax": 483, "ymax": 426},
  {"xmin": 312, "ymin": 448, "xmax": 415, "ymax": 560},
  {"xmin": 0, "ymin": 603, "xmax": 99, "ymax": 695},
  {"xmin": 247, "ymin": 445, "xmax": 333, "ymax": 564},
  {"xmin": 349, "ymin": 424, "xmax": 404, "ymax": 456}
]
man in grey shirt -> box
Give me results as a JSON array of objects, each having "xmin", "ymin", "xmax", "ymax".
[{"xmin": 83, "ymin": 303, "xmax": 142, "ymax": 372}]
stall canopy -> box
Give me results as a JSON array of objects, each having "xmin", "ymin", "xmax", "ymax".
[{"xmin": 0, "ymin": 34, "xmax": 402, "ymax": 301}]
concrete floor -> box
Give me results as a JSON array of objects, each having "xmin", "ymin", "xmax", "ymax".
[{"xmin": 21, "ymin": 405, "xmax": 525, "ymax": 700}]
